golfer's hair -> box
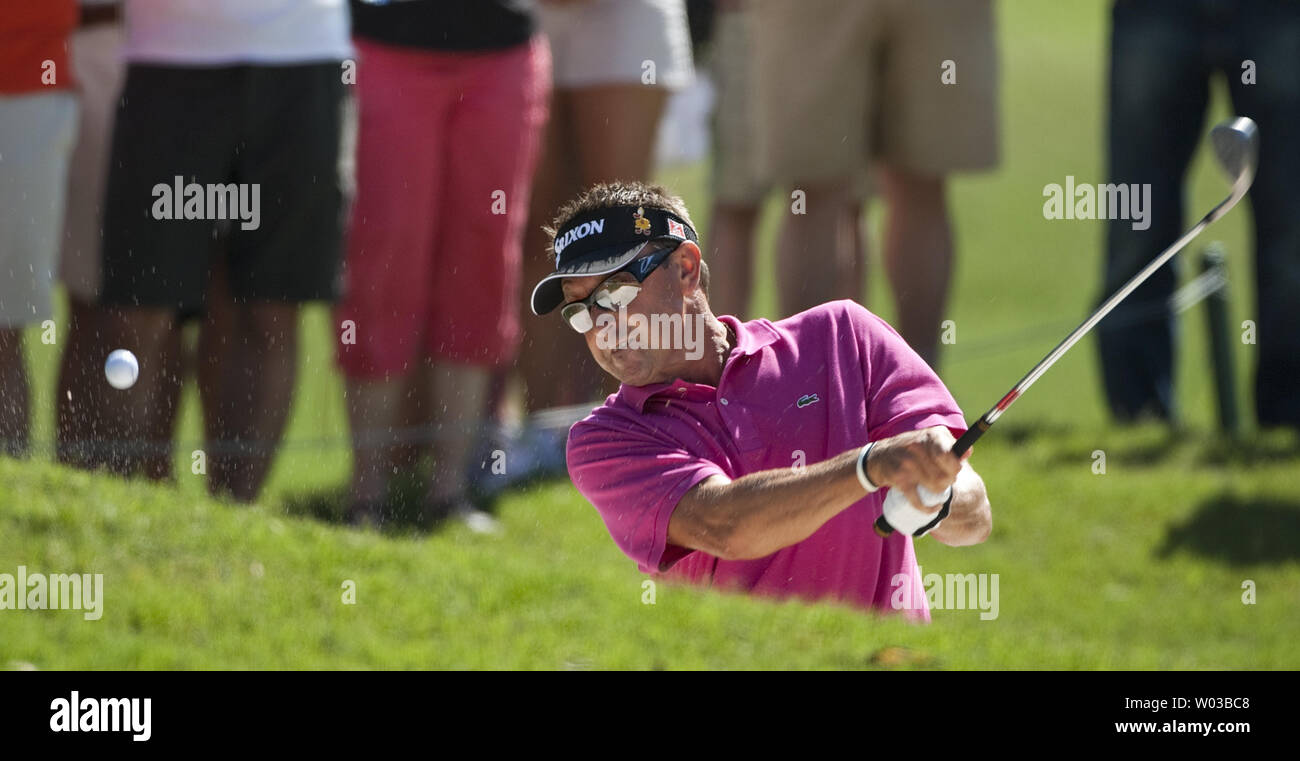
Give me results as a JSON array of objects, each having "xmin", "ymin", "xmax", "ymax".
[{"xmin": 544, "ymin": 181, "xmax": 710, "ymax": 295}]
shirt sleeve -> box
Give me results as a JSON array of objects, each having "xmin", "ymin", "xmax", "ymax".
[
  {"xmin": 844, "ymin": 301, "xmax": 969, "ymax": 441},
  {"xmin": 567, "ymin": 415, "xmax": 729, "ymax": 574}
]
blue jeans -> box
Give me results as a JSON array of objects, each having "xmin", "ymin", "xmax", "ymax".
[{"xmin": 1101, "ymin": 0, "xmax": 1300, "ymax": 427}]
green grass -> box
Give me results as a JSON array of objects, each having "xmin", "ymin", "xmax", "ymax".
[
  {"xmin": 3, "ymin": 1, "xmax": 1298, "ymax": 668},
  {"xmin": 2, "ymin": 425, "xmax": 1297, "ymax": 669}
]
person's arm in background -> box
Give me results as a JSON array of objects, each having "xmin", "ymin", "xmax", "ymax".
[{"xmin": 670, "ymin": 425, "xmax": 990, "ymax": 560}]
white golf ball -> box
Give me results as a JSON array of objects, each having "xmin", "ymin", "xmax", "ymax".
[{"xmin": 105, "ymin": 349, "xmax": 139, "ymax": 390}]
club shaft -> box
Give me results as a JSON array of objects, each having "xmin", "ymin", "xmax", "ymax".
[
  {"xmin": 953, "ymin": 207, "xmax": 1222, "ymax": 456},
  {"xmin": 875, "ymin": 118, "xmax": 1254, "ymax": 536},
  {"xmin": 874, "ymin": 200, "xmax": 1229, "ymax": 539}
]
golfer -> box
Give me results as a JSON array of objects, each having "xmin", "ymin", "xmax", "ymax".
[{"xmin": 530, "ymin": 182, "xmax": 992, "ymax": 619}]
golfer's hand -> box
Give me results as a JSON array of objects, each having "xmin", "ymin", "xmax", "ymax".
[{"xmin": 866, "ymin": 426, "xmax": 966, "ymax": 513}]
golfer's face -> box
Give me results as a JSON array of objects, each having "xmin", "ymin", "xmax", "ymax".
[{"xmin": 561, "ymin": 267, "xmax": 674, "ymax": 387}]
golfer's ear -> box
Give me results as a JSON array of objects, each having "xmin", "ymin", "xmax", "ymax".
[{"xmin": 673, "ymin": 241, "xmax": 703, "ymax": 295}]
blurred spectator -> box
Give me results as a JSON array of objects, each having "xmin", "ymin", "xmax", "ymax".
[
  {"xmin": 703, "ymin": 0, "xmax": 767, "ymax": 319},
  {"xmin": 1098, "ymin": 0, "xmax": 1300, "ymax": 431},
  {"xmin": 57, "ymin": 2, "xmax": 254, "ymax": 480},
  {"xmin": 56, "ymin": 0, "xmax": 138, "ymax": 471},
  {"xmin": 336, "ymin": 0, "xmax": 549, "ymax": 530},
  {"xmin": 99, "ymin": 0, "xmax": 351, "ymax": 499},
  {"xmin": 705, "ymin": 0, "xmax": 869, "ymax": 321},
  {"xmin": 510, "ymin": 0, "xmax": 694, "ymax": 481},
  {"xmin": 748, "ymin": 0, "xmax": 999, "ymax": 367},
  {"xmin": 0, "ymin": 1, "xmax": 79, "ymax": 457}
]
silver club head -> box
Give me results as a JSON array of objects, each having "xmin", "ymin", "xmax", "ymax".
[{"xmin": 1210, "ymin": 116, "xmax": 1258, "ymax": 208}]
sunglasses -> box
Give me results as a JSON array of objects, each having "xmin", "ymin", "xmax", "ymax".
[{"xmin": 559, "ymin": 242, "xmax": 677, "ymax": 333}]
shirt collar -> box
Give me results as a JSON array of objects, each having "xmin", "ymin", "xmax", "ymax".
[{"xmin": 618, "ymin": 314, "xmax": 781, "ymax": 413}]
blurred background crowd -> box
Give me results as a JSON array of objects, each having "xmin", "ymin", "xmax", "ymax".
[{"xmin": 1, "ymin": 0, "xmax": 1295, "ymax": 532}]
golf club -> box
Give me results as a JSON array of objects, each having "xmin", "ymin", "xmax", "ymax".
[{"xmin": 875, "ymin": 116, "xmax": 1259, "ymax": 537}]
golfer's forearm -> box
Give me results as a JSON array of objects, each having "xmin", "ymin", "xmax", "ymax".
[{"xmin": 688, "ymin": 449, "xmax": 868, "ymax": 559}]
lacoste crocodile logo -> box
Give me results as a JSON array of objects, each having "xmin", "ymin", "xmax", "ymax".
[{"xmin": 796, "ymin": 394, "xmax": 820, "ymax": 409}]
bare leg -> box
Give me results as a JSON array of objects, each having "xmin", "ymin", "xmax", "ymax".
[
  {"xmin": 197, "ymin": 280, "xmax": 232, "ymax": 461},
  {"xmin": 880, "ymin": 167, "xmax": 952, "ymax": 368},
  {"xmin": 0, "ymin": 329, "xmax": 29, "ymax": 458},
  {"xmin": 427, "ymin": 360, "xmax": 489, "ymax": 504},
  {"xmin": 517, "ymin": 89, "xmax": 589, "ymax": 412},
  {"xmin": 568, "ymin": 85, "xmax": 668, "ymax": 184},
  {"xmin": 393, "ymin": 361, "xmax": 432, "ymax": 476},
  {"xmin": 777, "ymin": 180, "xmax": 864, "ymax": 316},
  {"xmin": 482, "ymin": 364, "xmax": 512, "ymax": 427},
  {"xmin": 57, "ymin": 299, "xmax": 107, "ymax": 468},
  {"xmin": 344, "ymin": 373, "xmax": 405, "ymax": 508},
  {"xmin": 205, "ymin": 301, "xmax": 299, "ymax": 502},
  {"xmin": 706, "ymin": 202, "xmax": 761, "ymax": 318},
  {"xmin": 424, "ymin": 359, "xmax": 499, "ymax": 533},
  {"xmin": 140, "ymin": 321, "xmax": 185, "ymax": 480},
  {"xmin": 199, "ymin": 260, "xmax": 234, "ymax": 487},
  {"xmin": 101, "ymin": 306, "xmax": 178, "ymax": 476}
]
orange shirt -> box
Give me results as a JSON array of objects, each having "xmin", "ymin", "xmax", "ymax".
[{"xmin": 0, "ymin": 0, "xmax": 79, "ymax": 94}]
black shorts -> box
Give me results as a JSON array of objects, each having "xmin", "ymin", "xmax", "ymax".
[{"xmin": 101, "ymin": 63, "xmax": 347, "ymax": 310}]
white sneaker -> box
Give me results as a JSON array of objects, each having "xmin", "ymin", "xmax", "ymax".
[{"xmin": 453, "ymin": 504, "xmax": 503, "ymax": 536}]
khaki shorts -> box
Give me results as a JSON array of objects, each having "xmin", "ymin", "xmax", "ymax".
[
  {"xmin": 710, "ymin": 9, "xmax": 769, "ymax": 205},
  {"xmin": 750, "ymin": 0, "xmax": 1000, "ymax": 187},
  {"xmin": 541, "ymin": 0, "xmax": 694, "ymax": 90},
  {"xmin": 0, "ymin": 92, "xmax": 77, "ymax": 327}
]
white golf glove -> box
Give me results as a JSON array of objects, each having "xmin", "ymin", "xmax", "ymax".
[{"xmin": 881, "ymin": 482, "xmax": 953, "ymax": 537}]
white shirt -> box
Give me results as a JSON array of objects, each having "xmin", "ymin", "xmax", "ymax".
[{"xmin": 124, "ymin": 0, "xmax": 351, "ymax": 64}]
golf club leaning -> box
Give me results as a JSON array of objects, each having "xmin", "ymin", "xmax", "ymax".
[{"xmin": 874, "ymin": 116, "xmax": 1259, "ymax": 537}]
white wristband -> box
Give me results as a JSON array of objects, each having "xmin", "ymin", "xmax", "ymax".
[
  {"xmin": 856, "ymin": 442, "xmax": 879, "ymax": 493},
  {"xmin": 881, "ymin": 483, "xmax": 953, "ymax": 536}
]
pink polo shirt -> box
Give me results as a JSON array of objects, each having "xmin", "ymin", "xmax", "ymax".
[{"xmin": 566, "ymin": 300, "xmax": 968, "ymax": 621}]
